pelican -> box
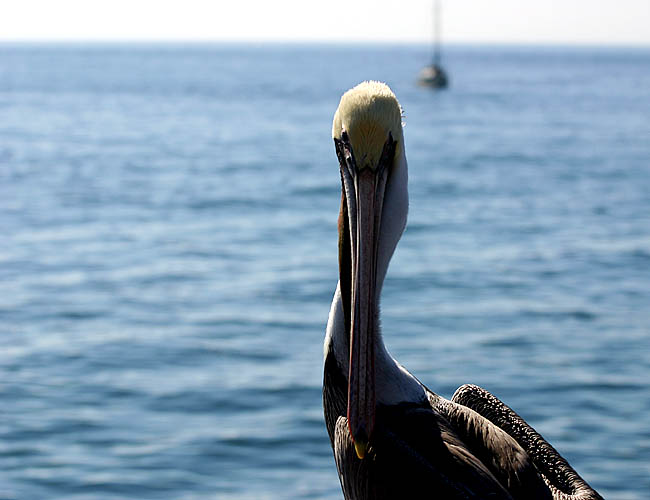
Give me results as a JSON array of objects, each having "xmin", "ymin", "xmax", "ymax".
[{"xmin": 323, "ymin": 81, "xmax": 603, "ymax": 500}]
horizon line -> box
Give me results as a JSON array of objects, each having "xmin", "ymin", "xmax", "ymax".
[{"xmin": 1, "ymin": 38, "xmax": 649, "ymax": 49}]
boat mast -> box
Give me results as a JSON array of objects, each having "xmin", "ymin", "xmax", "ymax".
[{"xmin": 433, "ymin": 0, "xmax": 442, "ymax": 66}]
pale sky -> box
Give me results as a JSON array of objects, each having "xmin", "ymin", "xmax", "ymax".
[{"xmin": 2, "ymin": 0, "xmax": 649, "ymax": 45}]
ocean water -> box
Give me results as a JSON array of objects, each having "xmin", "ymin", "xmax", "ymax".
[{"xmin": 0, "ymin": 43, "xmax": 649, "ymax": 499}]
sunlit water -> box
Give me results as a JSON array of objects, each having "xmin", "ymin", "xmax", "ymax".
[{"xmin": 1, "ymin": 44, "xmax": 649, "ymax": 499}]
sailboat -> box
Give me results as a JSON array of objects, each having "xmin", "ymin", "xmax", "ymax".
[{"xmin": 418, "ymin": 0, "xmax": 449, "ymax": 89}]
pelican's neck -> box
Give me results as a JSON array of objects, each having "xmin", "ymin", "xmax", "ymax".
[
  {"xmin": 324, "ymin": 149, "xmax": 426, "ymax": 406},
  {"xmin": 375, "ymin": 144, "xmax": 409, "ymax": 296},
  {"xmin": 324, "ymin": 283, "xmax": 426, "ymax": 407}
]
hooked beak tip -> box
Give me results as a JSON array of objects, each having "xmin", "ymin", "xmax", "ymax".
[
  {"xmin": 354, "ymin": 438, "xmax": 368, "ymax": 459},
  {"xmin": 351, "ymin": 426, "xmax": 369, "ymax": 459}
]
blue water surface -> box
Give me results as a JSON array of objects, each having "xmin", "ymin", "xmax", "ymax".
[{"xmin": 1, "ymin": 43, "xmax": 649, "ymax": 499}]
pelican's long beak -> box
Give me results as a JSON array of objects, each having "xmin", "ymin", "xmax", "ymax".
[{"xmin": 335, "ymin": 129, "xmax": 396, "ymax": 460}]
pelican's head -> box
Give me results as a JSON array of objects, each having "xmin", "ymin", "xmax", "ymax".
[
  {"xmin": 332, "ymin": 81, "xmax": 403, "ymax": 170},
  {"xmin": 332, "ymin": 81, "xmax": 408, "ymax": 460}
]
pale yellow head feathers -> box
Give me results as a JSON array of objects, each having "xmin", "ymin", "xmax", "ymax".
[{"xmin": 332, "ymin": 81, "xmax": 403, "ymax": 168}]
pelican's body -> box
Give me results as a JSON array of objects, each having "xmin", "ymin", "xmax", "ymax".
[{"xmin": 323, "ymin": 82, "xmax": 602, "ymax": 500}]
